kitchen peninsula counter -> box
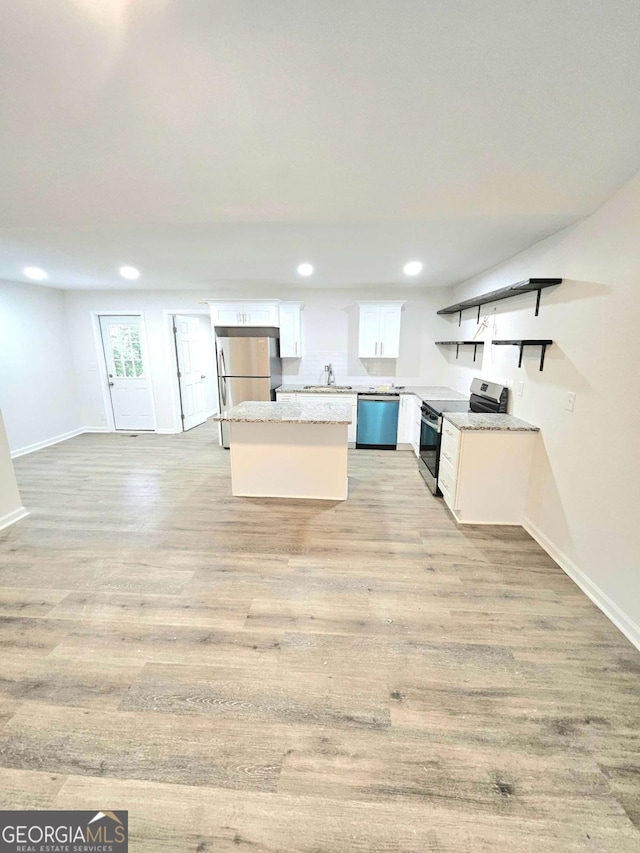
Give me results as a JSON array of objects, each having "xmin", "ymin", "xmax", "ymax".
[
  {"xmin": 443, "ymin": 412, "xmax": 540, "ymax": 431},
  {"xmin": 214, "ymin": 401, "xmax": 352, "ymax": 500}
]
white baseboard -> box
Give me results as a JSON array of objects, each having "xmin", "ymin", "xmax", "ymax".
[
  {"xmin": 81, "ymin": 426, "xmax": 111, "ymax": 433},
  {"xmin": 0, "ymin": 507, "xmax": 29, "ymax": 531},
  {"xmin": 523, "ymin": 516, "xmax": 640, "ymax": 652},
  {"xmin": 156, "ymin": 428, "xmax": 178, "ymax": 434},
  {"xmin": 11, "ymin": 428, "xmax": 84, "ymax": 458}
]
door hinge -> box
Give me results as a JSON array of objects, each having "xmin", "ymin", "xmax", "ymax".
[
  {"xmin": 173, "ymin": 326, "xmax": 177, "ymax": 333},
  {"xmin": 177, "ymin": 371, "xmax": 182, "ymax": 378},
  {"xmin": 181, "ymin": 413, "xmax": 185, "ymax": 420}
]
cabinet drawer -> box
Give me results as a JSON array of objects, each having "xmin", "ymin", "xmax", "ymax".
[
  {"xmin": 440, "ymin": 432, "xmax": 459, "ymax": 469},
  {"xmin": 438, "ymin": 452, "xmax": 458, "ymax": 487},
  {"xmin": 441, "ymin": 420, "xmax": 460, "ymax": 444},
  {"xmin": 438, "ymin": 462, "xmax": 457, "ymax": 509},
  {"xmin": 276, "ymin": 393, "xmax": 296, "ymax": 402}
]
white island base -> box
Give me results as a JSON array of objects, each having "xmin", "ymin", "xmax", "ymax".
[{"xmin": 229, "ymin": 422, "xmax": 348, "ymax": 500}]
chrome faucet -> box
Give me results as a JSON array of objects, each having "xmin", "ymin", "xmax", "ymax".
[{"xmin": 325, "ymin": 363, "xmax": 335, "ymax": 386}]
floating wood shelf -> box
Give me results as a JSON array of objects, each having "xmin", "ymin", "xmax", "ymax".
[
  {"xmin": 436, "ymin": 341, "xmax": 484, "ymax": 362},
  {"xmin": 493, "ymin": 340, "xmax": 554, "ymax": 372},
  {"xmin": 438, "ymin": 278, "xmax": 562, "ymax": 325}
]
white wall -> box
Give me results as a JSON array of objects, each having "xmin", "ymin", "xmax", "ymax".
[
  {"xmin": 0, "ymin": 279, "xmax": 82, "ymax": 455},
  {"xmin": 280, "ymin": 287, "xmax": 450, "ymax": 387},
  {"xmin": 64, "ymin": 292, "xmax": 219, "ymax": 433},
  {"xmin": 438, "ymin": 171, "xmax": 640, "ymax": 647},
  {"xmin": 64, "ymin": 285, "xmax": 452, "ymax": 431},
  {"xmin": 0, "ymin": 410, "xmax": 26, "ymax": 529}
]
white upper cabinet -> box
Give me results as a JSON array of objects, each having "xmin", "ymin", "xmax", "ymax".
[
  {"xmin": 357, "ymin": 301, "xmax": 404, "ymax": 358},
  {"xmin": 209, "ymin": 302, "xmax": 279, "ymax": 327},
  {"xmin": 278, "ymin": 302, "xmax": 303, "ymax": 357}
]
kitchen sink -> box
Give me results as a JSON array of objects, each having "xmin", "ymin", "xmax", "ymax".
[{"xmin": 303, "ymin": 385, "xmax": 353, "ymax": 390}]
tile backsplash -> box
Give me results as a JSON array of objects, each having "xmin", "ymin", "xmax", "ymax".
[{"xmin": 282, "ymin": 350, "xmax": 420, "ymax": 387}]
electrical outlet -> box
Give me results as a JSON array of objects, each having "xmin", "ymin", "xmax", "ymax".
[
  {"xmin": 565, "ymin": 391, "xmax": 576, "ymax": 412},
  {"xmin": 516, "ymin": 381, "xmax": 524, "ymax": 397}
]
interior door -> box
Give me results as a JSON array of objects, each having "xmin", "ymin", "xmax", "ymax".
[
  {"xmin": 99, "ymin": 315, "xmax": 155, "ymax": 431},
  {"xmin": 173, "ymin": 315, "xmax": 207, "ymax": 431}
]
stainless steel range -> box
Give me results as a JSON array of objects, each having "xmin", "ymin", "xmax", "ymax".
[{"xmin": 418, "ymin": 378, "xmax": 508, "ymax": 495}]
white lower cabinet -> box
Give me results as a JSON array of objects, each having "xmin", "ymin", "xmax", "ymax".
[
  {"xmin": 438, "ymin": 421, "xmax": 536, "ymax": 524},
  {"xmin": 411, "ymin": 399, "xmax": 421, "ymax": 457},
  {"xmin": 398, "ymin": 393, "xmax": 420, "ymax": 451}
]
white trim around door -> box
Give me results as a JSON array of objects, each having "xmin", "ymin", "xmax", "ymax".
[{"xmin": 92, "ymin": 312, "xmax": 158, "ymax": 432}]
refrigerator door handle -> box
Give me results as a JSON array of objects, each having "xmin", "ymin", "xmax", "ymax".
[{"xmin": 220, "ymin": 375, "xmax": 227, "ymax": 406}]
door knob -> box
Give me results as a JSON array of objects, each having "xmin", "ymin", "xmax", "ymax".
[
  {"xmin": 108, "ymin": 381, "xmax": 114, "ymax": 386},
  {"xmin": 200, "ymin": 374, "xmax": 206, "ymax": 379}
]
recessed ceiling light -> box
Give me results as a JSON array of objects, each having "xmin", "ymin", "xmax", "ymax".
[
  {"xmin": 119, "ymin": 265, "xmax": 140, "ymax": 280},
  {"xmin": 297, "ymin": 263, "xmax": 314, "ymax": 277},
  {"xmin": 403, "ymin": 261, "xmax": 423, "ymax": 276},
  {"xmin": 23, "ymin": 266, "xmax": 48, "ymax": 281}
]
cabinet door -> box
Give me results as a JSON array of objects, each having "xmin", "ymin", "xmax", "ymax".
[
  {"xmin": 378, "ymin": 304, "xmax": 402, "ymax": 358},
  {"xmin": 279, "ymin": 303, "xmax": 302, "ymax": 357},
  {"xmin": 358, "ymin": 306, "xmax": 380, "ymax": 358},
  {"xmin": 213, "ymin": 305, "xmax": 244, "ymax": 325},
  {"xmin": 244, "ymin": 304, "xmax": 277, "ymax": 325},
  {"xmin": 397, "ymin": 395, "xmax": 413, "ymax": 443},
  {"xmin": 348, "ymin": 401, "xmax": 357, "ymax": 443},
  {"xmin": 410, "ymin": 397, "xmax": 421, "ymax": 456}
]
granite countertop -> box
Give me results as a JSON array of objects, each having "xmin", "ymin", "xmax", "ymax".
[
  {"xmin": 443, "ymin": 412, "xmax": 540, "ymax": 432},
  {"xmin": 213, "ymin": 400, "xmax": 352, "ymax": 424},
  {"xmin": 277, "ymin": 384, "xmax": 469, "ymax": 401}
]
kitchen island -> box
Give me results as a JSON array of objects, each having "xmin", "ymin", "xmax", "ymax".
[{"xmin": 214, "ymin": 400, "xmax": 352, "ymax": 500}]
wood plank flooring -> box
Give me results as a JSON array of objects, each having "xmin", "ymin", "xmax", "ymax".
[{"xmin": 0, "ymin": 423, "xmax": 639, "ymax": 851}]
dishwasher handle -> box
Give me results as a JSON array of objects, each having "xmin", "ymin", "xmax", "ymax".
[{"xmin": 357, "ymin": 394, "xmax": 400, "ymax": 402}]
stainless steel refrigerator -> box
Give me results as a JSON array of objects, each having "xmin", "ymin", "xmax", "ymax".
[{"xmin": 215, "ymin": 326, "xmax": 282, "ymax": 448}]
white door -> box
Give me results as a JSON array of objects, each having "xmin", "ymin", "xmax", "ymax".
[
  {"xmin": 173, "ymin": 315, "xmax": 207, "ymax": 431},
  {"xmin": 99, "ymin": 315, "xmax": 155, "ymax": 431}
]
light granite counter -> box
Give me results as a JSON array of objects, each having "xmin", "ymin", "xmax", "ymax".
[
  {"xmin": 276, "ymin": 384, "xmax": 468, "ymax": 401},
  {"xmin": 443, "ymin": 412, "xmax": 539, "ymax": 432},
  {"xmin": 214, "ymin": 400, "xmax": 351, "ymax": 425}
]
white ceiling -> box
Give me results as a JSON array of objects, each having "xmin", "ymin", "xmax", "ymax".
[{"xmin": 1, "ymin": 0, "xmax": 640, "ymax": 290}]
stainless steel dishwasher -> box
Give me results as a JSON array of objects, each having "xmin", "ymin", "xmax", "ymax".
[{"xmin": 355, "ymin": 394, "xmax": 400, "ymax": 450}]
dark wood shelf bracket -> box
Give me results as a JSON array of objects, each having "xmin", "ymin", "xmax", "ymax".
[
  {"xmin": 436, "ymin": 341, "xmax": 484, "ymax": 363},
  {"xmin": 492, "ymin": 340, "xmax": 553, "ymax": 372},
  {"xmin": 437, "ymin": 278, "xmax": 562, "ymax": 322}
]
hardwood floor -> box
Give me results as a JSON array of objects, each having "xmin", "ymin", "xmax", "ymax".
[{"xmin": 1, "ymin": 423, "xmax": 639, "ymax": 851}]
